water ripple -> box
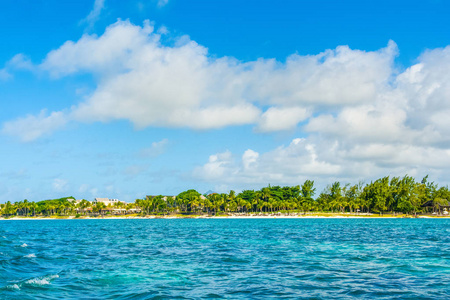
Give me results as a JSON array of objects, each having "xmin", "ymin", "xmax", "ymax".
[{"xmin": 0, "ymin": 219, "xmax": 449, "ymax": 299}]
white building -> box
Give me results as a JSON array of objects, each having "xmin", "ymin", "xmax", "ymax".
[{"xmin": 93, "ymin": 198, "xmax": 125, "ymax": 206}]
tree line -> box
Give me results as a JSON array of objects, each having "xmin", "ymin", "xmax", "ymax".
[
  {"xmin": 0, "ymin": 197, "xmax": 134, "ymax": 217},
  {"xmin": 1, "ymin": 175, "xmax": 449, "ymax": 217}
]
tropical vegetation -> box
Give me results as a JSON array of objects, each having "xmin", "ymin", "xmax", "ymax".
[{"xmin": 1, "ymin": 175, "xmax": 449, "ymax": 218}]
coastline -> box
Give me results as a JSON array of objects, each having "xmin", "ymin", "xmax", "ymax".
[{"xmin": 1, "ymin": 214, "xmax": 449, "ymax": 220}]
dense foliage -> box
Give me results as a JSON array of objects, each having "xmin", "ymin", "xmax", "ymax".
[{"xmin": 1, "ymin": 175, "xmax": 449, "ymax": 217}]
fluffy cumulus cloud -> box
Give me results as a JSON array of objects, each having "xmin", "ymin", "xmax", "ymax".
[
  {"xmin": 193, "ymin": 138, "xmax": 342, "ymax": 191},
  {"xmin": 256, "ymin": 107, "xmax": 310, "ymax": 132},
  {"xmin": 194, "ymin": 138, "xmax": 450, "ymax": 192},
  {"xmin": 246, "ymin": 41, "xmax": 397, "ymax": 107},
  {"xmin": 190, "ymin": 42, "xmax": 450, "ymax": 189},
  {"xmin": 13, "ymin": 19, "xmax": 399, "ymax": 137},
  {"xmin": 3, "ymin": 19, "xmax": 450, "ymax": 187}
]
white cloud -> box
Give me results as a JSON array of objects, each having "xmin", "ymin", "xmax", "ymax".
[
  {"xmin": 2, "ymin": 110, "xmax": 68, "ymax": 142},
  {"xmin": 196, "ymin": 151, "xmax": 234, "ymax": 180},
  {"xmin": 81, "ymin": 0, "xmax": 106, "ymax": 30},
  {"xmin": 193, "ymin": 137, "xmax": 450, "ymax": 192},
  {"xmin": 30, "ymin": 20, "xmax": 399, "ymax": 135},
  {"xmin": 7, "ymin": 53, "xmax": 34, "ymax": 71},
  {"xmin": 40, "ymin": 20, "xmax": 264, "ymax": 129},
  {"xmin": 0, "ymin": 68, "xmax": 11, "ymax": 80},
  {"xmin": 157, "ymin": 0, "xmax": 169, "ymax": 7},
  {"xmin": 4, "ymin": 19, "xmax": 450, "ymax": 188},
  {"xmin": 193, "ymin": 138, "xmax": 341, "ymax": 191},
  {"xmin": 303, "ymin": 45, "xmax": 450, "ymax": 148},
  {"xmin": 248, "ymin": 40, "xmax": 397, "ymax": 106},
  {"xmin": 346, "ymin": 143, "xmax": 450, "ymax": 169},
  {"xmin": 139, "ymin": 138, "xmax": 169, "ymax": 158},
  {"xmin": 42, "ymin": 20, "xmax": 154, "ymax": 77},
  {"xmin": 242, "ymin": 149, "xmax": 259, "ymax": 170},
  {"xmin": 256, "ymin": 106, "xmax": 310, "ymax": 132},
  {"xmin": 0, "ymin": 54, "xmax": 34, "ymax": 80},
  {"xmin": 305, "ymin": 102, "xmax": 411, "ymax": 143},
  {"xmin": 157, "ymin": 25, "xmax": 169, "ymax": 35}
]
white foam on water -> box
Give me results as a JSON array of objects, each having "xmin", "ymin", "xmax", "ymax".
[
  {"xmin": 6, "ymin": 284, "xmax": 20, "ymax": 290},
  {"xmin": 25, "ymin": 278, "xmax": 51, "ymax": 285},
  {"xmin": 25, "ymin": 275, "xmax": 59, "ymax": 286},
  {"xmin": 24, "ymin": 253, "xmax": 36, "ymax": 258},
  {"xmin": 20, "ymin": 243, "xmax": 28, "ymax": 247}
]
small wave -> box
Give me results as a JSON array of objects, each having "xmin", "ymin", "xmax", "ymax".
[
  {"xmin": 6, "ymin": 284, "xmax": 20, "ymax": 290},
  {"xmin": 20, "ymin": 243, "xmax": 28, "ymax": 247},
  {"xmin": 24, "ymin": 253, "xmax": 36, "ymax": 258},
  {"xmin": 26, "ymin": 278, "xmax": 51, "ymax": 286},
  {"xmin": 25, "ymin": 275, "xmax": 59, "ymax": 286}
]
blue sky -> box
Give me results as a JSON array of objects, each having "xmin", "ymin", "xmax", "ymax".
[{"xmin": 1, "ymin": 0, "xmax": 450, "ymax": 202}]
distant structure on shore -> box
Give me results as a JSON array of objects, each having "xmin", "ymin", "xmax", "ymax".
[
  {"xmin": 93, "ymin": 198, "xmax": 125, "ymax": 206},
  {"xmin": 146, "ymin": 195, "xmax": 175, "ymax": 201}
]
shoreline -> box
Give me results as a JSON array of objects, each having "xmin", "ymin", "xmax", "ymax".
[{"xmin": 1, "ymin": 214, "xmax": 449, "ymax": 220}]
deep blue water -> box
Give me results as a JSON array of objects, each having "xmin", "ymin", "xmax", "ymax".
[{"xmin": 0, "ymin": 218, "xmax": 449, "ymax": 299}]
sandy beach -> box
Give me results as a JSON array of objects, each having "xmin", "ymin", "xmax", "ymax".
[{"xmin": 1, "ymin": 213, "xmax": 448, "ymax": 220}]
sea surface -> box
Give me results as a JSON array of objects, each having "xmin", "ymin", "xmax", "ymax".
[{"xmin": 0, "ymin": 218, "xmax": 449, "ymax": 299}]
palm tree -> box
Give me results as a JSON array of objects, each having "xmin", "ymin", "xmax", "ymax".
[
  {"xmin": 190, "ymin": 196, "xmax": 200, "ymax": 213},
  {"xmin": 2, "ymin": 201, "xmax": 16, "ymax": 217},
  {"xmin": 93, "ymin": 202, "xmax": 106, "ymax": 215},
  {"xmin": 267, "ymin": 197, "xmax": 276, "ymax": 213},
  {"xmin": 257, "ymin": 199, "xmax": 266, "ymax": 213},
  {"xmin": 251, "ymin": 197, "xmax": 259, "ymax": 213},
  {"xmin": 228, "ymin": 201, "xmax": 237, "ymax": 213},
  {"xmin": 78, "ymin": 199, "xmax": 91, "ymax": 215},
  {"xmin": 23, "ymin": 199, "xmax": 29, "ymax": 216},
  {"xmin": 58, "ymin": 203, "xmax": 65, "ymax": 215},
  {"xmin": 236, "ymin": 197, "xmax": 246, "ymax": 213},
  {"xmin": 30, "ymin": 202, "xmax": 38, "ymax": 217},
  {"xmin": 203, "ymin": 197, "xmax": 213, "ymax": 214},
  {"xmin": 227, "ymin": 190, "xmax": 236, "ymax": 211},
  {"xmin": 209, "ymin": 194, "xmax": 223, "ymax": 215},
  {"xmin": 135, "ymin": 199, "xmax": 145, "ymax": 214},
  {"xmin": 126, "ymin": 202, "xmax": 136, "ymax": 214},
  {"xmin": 256, "ymin": 187, "xmax": 272, "ymax": 213},
  {"xmin": 49, "ymin": 203, "xmax": 57, "ymax": 216},
  {"xmin": 14, "ymin": 201, "xmax": 23, "ymax": 216}
]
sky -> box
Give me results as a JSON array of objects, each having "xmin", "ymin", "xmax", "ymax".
[{"xmin": 1, "ymin": 0, "xmax": 450, "ymax": 202}]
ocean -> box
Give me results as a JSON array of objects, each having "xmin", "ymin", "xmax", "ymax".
[{"xmin": 1, "ymin": 218, "xmax": 449, "ymax": 299}]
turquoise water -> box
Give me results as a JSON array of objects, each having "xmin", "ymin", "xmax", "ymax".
[{"xmin": 1, "ymin": 219, "xmax": 449, "ymax": 299}]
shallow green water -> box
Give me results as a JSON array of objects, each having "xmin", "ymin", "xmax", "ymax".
[{"xmin": 1, "ymin": 219, "xmax": 449, "ymax": 299}]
